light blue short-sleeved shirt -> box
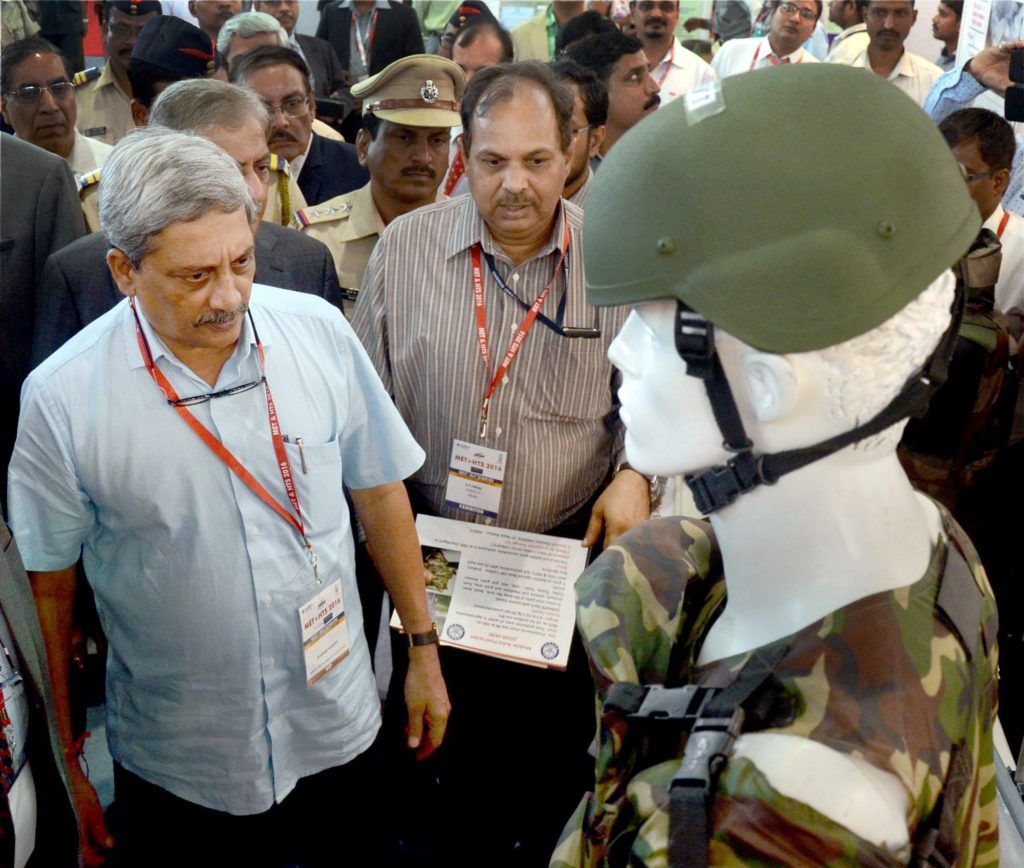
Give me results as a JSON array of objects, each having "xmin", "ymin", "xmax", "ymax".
[{"xmin": 9, "ymin": 284, "xmax": 424, "ymax": 814}]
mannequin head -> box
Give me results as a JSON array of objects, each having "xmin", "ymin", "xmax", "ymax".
[{"xmin": 609, "ymin": 272, "xmax": 954, "ymax": 479}]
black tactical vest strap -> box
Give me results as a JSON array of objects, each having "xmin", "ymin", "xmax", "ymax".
[{"xmin": 665, "ymin": 645, "xmax": 790, "ymax": 867}]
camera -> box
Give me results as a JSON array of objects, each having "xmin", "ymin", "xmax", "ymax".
[{"xmin": 1008, "ymin": 48, "xmax": 1024, "ymax": 122}]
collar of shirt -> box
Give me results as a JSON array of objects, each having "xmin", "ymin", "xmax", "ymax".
[
  {"xmin": 68, "ymin": 128, "xmax": 110, "ymax": 175},
  {"xmin": 982, "ymin": 204, "xmax": 1007, "ymax": 235},
  {"xmin": 287, "ymin": 132, "xmax": 315, "ymax": 180},
  {"xmin": 567, "ymin": 168, "xmax": 593, "ymax": 207},
  {"xmin": 837, "ymin": 22, "xmax": 867, "ymax": 43},
  {"xmin": 854, "ymin": 47, "xmax": 917, "ymax": 81},
  {"xmin": 761, "ymin": 35, "xmax": 803, "ymax": 65},
  {"xmin": 124, "ymin": 297, "xmax": 265, "ymax": 392},
  {"xmin": 337, "ymin": 0, "xmax": 390, "ymax": 10},
  {"xmin": 444, "ymin": 195, "xmax": 571, "ymax": 264},
  {"xmin": 97, "ymin": 63, "xmax": 121, "ymax": 91}
]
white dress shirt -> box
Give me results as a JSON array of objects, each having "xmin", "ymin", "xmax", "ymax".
[
  {"xmin": 844, "ymin": 48, "xmax": 943, "ymax": 107},
  {"xmin": 985, "ymin": 205, "xmax": 1024, "ymax": 313},
  {"xmin": 711, "ymin": 36, "xmax": 820, "ymax": 79},
  {"xmin": 649, "ymin": 37, "xmax": 718, "ymax": 104},
  {"xmin": 825, "ymin": 22, "xmax": 869, "ymax": 64},
  {"xmin": 66, "ymin": 129, "xmax": 112, "ymax": 176}
]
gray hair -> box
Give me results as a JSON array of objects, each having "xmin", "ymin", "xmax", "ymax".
[
  {"xmin": 99, "ymin": 127, "xmax": 256, "ymax": 266},
  {"xmin": 149, "ymin": 78, "xmax": 270, "ymax": 136},
  {"xmin": 217, "ymin": 10, "xmax": 288, "ymax": 56}
]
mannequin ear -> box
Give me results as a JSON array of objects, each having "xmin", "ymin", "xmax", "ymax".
[{"xmin": 740, "ymin": 351, "xmax": 798, "ymax": 423}]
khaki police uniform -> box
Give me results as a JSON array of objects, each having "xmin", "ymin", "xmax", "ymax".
[
  {"xmin": 293, "ymin": 183, "xmax": 445, "ymax": 315},
  {"xmin": 74, "ymin": 66, "xmax": 133, "ymax": 146},
  {"xmin": 78, "ymin": 169, "xmax": 102, "ymax": 233},
  {"xmin": 291, "ymin": 53, "xmax": 464, "ymax": 316}
]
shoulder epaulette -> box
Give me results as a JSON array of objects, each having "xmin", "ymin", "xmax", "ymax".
[
  {"xmin": 73, "ymin": 67, "xmax": 102, "ymax": 87},
  {"xmin": 77, "ymin": 169, "xmax": 102, "ymax": 193},
  {"xmin": 293, "ymin": 200, "xmax": 352, "ymax": 228},
  {"xmin": 269, "ymin": 152, "xmax": 290, "ymax": 176}
]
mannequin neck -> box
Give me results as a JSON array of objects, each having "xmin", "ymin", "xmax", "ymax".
[{"xmin": 697, "ymin": 445, "xmax": 941, "ymax": 664}]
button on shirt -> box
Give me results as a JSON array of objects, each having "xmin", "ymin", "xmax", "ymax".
[
  {"xmin": 9, "ymin": 285, "xmax": 424, "ymax": 814},
  {"xmin": 352, "ymin": 196, "xmax": 628, "ymax": 534},
  {"xmin": 845, "ymin": 48, "xmax": 943, "ymax": 107},
  {"xmin": 651, "ymin": 37, "xmax": 717, "ymax": 104},
  {"xmin": 711, "ymin": 36, "xmax": 820, "ymax": 78}
]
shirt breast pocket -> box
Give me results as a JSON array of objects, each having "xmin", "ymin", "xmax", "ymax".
[
  {"xmin": 282, "ymin": 436, "xmax": 345, "ymax": 536},
  {"xmin": 538, "ymin": 338, "xmax": 615, "ymax": 421}
]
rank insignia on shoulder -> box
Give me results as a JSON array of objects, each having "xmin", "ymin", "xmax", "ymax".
[
  {"xmin": 73, "ymin": 67, "xmax": 102, "ymax": 87},
  {"xmin": 293, "ymin": 201, "xmax": 352, "ymax": 228},
  {"xmin": 77, "ymin": 169, "xmax": 102, "ymax": 193},
  {"xmin": 269, "ymin": 153, "xmax": 290, "ymax": 176}
]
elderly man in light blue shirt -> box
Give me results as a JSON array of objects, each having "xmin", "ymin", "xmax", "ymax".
[{"xmin": 8, "ymin": 127, "xmax": 447, "ymax": 866}]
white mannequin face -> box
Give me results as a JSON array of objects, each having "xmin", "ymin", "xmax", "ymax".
[{"xmin": 608, "ymin": 299, "xmax": 729, "ymax": 478}]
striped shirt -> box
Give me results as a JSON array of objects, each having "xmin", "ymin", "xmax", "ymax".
[{"xmin": 352, "ymin": 195, "xmax": 628, "ymax": 534}]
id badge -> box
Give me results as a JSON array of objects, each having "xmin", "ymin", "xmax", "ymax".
[
  {"xmin": 444, "ymin": 439, "xmax": 507, "ymax": 518},
  {"xmin": 297, "ymin": 579, "xmax": 349, "ymax": 685}
]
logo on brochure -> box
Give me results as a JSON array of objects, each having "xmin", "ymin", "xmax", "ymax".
[
  {"xmin": 540, "ymin": 642, "xmax": 559, "ymax": 660},
  {"xmin": 446, "ymin": 623, "xmax": 465, "ymax": 641}
]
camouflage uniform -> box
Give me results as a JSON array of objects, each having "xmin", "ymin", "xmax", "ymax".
[{"xmin": 552, "ymin": 508, "xmax": 999, "ymax": 867}]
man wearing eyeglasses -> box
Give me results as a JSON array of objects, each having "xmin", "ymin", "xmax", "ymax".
[
  {"xmin": 231, "ymin": 45, "xmax": 368, "ymax": 206},
  {"xmin": 1, "ymin": 36, "xmax": 112, "ymax": 176},
  {"xmin": 830, "ymin": 0, "xmax": 942, "ymax": 106},
  {"xmin": 9, "ymin": 127, "xmax": 448, "ymax": 867},
  {"xmin": 75, "ymin": 0, "xmax": 162, "ymax": 145},
  {"xmin": 711, "ymin": 0, "xmax": 822, "ymax": 76},
  {"xmin": 940, "ymin": 108, "xmax": 1024, "ymax": 314},
  {"xmin": 630, "ymin": 0, "xmax": 716, "ymax": 105},
  {"xmin": 550, "ymin": 59, "xmax": 608, "ymax": 206}
]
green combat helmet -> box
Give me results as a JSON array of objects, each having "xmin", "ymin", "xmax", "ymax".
[{"xmin": 584, "ymin": 64, "xmax": 980, "ymax": 513}]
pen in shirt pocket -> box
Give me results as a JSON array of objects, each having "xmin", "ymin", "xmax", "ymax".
[{"xmin": 282, "ymin": 435, "xmax": 308, "ymax": 474}]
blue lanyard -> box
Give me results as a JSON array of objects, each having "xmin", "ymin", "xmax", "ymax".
[{"xmin": 481, "ymin": 248, "xmax": 570, "ymax": 336}]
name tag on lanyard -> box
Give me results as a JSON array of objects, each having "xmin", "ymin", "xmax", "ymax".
[
  {"xmin": 445, "ymin": 438, "xmax": 507, "ymax": 518},
  {"xmin": 298, "ymin": 579, "xmax": 349, "ymax": 685}
]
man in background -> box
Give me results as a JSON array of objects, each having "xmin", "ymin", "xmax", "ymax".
[
  {"xmin": 75, "ymin": 0, "xmax": 162, "ymax": 145},
  {"xmin": 712, "ymin": 0, "xmax": 821, "ymax": 76},
  {"xmin": 188, "ymin": 0, "xmax": 240, "ymax": 43},
  {"xmin": 832, "ymin": 0, "xmax": 941, "ymax": 106},
  {"xmin": 825, "ymin": 0, "xmax": 869, "ymax": 62},
  {"xmin": 631, "ymin": 0, "xmax": 716, "ymax": 104},
  {"xmin": 512, "ymin": 0, "xmax": 585, "ymax": 61},
  {"xmin": 254, "ymin": 0, "xmax": 347, "ymax": 98},
  {"xmin": 551, "ymin": 59, "xmax": 608, "ymax": 205},
  {"xmin": 567, "ymin": 31, "xmax": 660, "ymax": 161},
  {"xmin": 933, "ymin": 0, "xmax": 962, "ymax": 72},
  {"xmin": 231, "ymin": 45, "xmax": 367, "ymax": 205}
]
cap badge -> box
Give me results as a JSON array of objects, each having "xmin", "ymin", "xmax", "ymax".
[{"xmin": 420, "ymin": 80, "xmax": 439, "ymax": 103}]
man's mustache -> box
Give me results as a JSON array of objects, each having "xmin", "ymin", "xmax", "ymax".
[
  {"xmin": 643, "ymin": 93, "xmax": 661, "ymax": 111},
  {"xmin": 402, "ymin": 164, "xmax": 437, "ymax": 179},
  {"xmin": 496, "ymin": 195, "xmax": 537, "ymax": 208},
  {"xmin": 195, "ymin": 303, "xmax": 248, "ymax": 328}
]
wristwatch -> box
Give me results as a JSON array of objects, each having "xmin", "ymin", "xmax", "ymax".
[
  {"xmin": 615, "ymin": 460, "xmax": 666, "ymax": 508},
  {"xmin": 407, "ymin": 623, "xmax": 440, "ymax": 647}
]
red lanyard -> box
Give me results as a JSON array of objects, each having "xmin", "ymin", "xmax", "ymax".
[
  {"xmin": 469, "ymin": 222, "xmax": 570, "ymax": 439},
  {"xmin": 130, "ymin": 301, "xmax": 320, "ymax": 582},
  {"xmin": 353, "ymin": 9, "xmax": 377, "ymax": 73},
  {"xmin": 656, "ymin": 41, "xmax": 676, "ymax": 89},
  {"xmin": 750, "ymin": 41, "xmax": 798, "ymax": 69},
  {"xmin": 997, "ymin": 210, "xmax": 1010, "ymax": 239}
]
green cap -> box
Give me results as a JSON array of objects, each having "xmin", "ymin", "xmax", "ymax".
[{"xmin": 584, "ymin": 64, "xmax": 980, "ymax": 353}]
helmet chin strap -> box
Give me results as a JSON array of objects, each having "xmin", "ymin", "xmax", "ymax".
[{"xmin": 677, "ymin": 282, "xmax": 967, "ymax": 515}]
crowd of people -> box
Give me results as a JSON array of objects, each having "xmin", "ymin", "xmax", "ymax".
[{"xmin": 0, "ymin": 1, "xmax": 1022, "ymax": 866}]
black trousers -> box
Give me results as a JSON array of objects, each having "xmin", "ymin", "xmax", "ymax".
[{"xmin": 109, "ymin": 743, "xmax": 390, "ymax": 868}]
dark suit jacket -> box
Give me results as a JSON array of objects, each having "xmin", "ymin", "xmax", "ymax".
[
  {"xmin": 296, "ymin": 33, "xmax": 347, "ymax": 98},
  {"xmin": 316, "ymin": 1, "xmax": 424, "ymax": 77},
  {"xmin": 1, "ymin": 519, "xmax": 79, "ymax": 866},
  {"xmin": 296, "ymin": 132, "xmax": 369, "ymax": 207},
  {"xmin": 32, "ymin": 222, "xmax": 346, "ymax": 366},
  {"xmin": 0, "ymin": 135, "xmax": 85, "ymax": 513}
]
